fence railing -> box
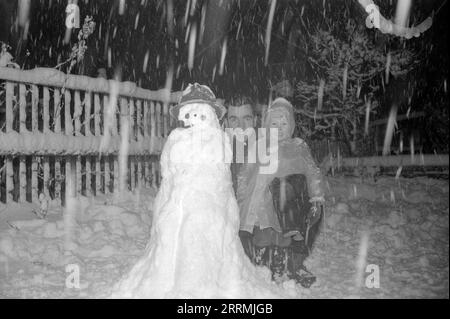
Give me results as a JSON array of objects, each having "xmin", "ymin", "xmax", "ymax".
[{"xmin": 0, "ymin": 67, "xmax": 180, "ymax": 206}]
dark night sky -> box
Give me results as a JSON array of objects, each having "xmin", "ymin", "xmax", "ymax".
[
  {"xmin": 0, "ymin": 0, "xmax": 448, "ymax": 151},
  {"xmin": 0, "ymin": 1, "xmax": 446, "ymax": 90}
]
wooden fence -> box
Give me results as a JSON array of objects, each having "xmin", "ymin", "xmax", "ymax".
[{"xmin": 0, "ymin": 67, "xmax": 180, "ymax": 206}]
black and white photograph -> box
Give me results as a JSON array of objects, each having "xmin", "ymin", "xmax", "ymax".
[{"xmin": 0, "ymin": 0, "xmax": 448, "ymax": 301}]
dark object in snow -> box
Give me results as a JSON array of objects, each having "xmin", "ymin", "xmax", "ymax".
[
  {"xmin": 287, "ymin": 259, "xmax": 317, "ymax": 288},
  {"xmin": 253, "ymin": 245, "xmax": 317, "ymax": 289},
  {"xmin": 6, "ymin": 221, "xmax": 20, "ymax": 231}
]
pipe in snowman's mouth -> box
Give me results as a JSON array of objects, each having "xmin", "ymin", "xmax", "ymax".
[{"xmin": 177, "ymin": 121, "xmax": 192, "ymax": 128}]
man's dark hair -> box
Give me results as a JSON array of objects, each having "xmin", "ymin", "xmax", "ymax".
[{"xmin": 224, "ymin": 95, "xmax": 255, "ymax": 110}]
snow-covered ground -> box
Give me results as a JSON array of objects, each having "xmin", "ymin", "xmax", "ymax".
[{"xmin": 0, "ymin": 176, "xmax": 448, "ymax": 299}]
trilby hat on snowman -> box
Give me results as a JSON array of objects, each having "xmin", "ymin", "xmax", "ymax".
[{"xmin": 170, "ymin": 83, "xmax": 226, "ymax": 128}]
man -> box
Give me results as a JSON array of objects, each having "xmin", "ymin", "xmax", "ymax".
[
  {"xmin": 224, "ymin": 96, "xmax": 257, "ymax": 193},
  {"xmin": 224, "ymin": 96, "xmax": 258, "ymax": 260}
]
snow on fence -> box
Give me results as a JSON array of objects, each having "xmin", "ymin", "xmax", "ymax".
[
  {"xmin": 321, "ymin": 153, "xmax": 449, "ymax": 178},
  {"xmin": 0, "ymin": 67, "xmax": 181, "ymax": 205}
]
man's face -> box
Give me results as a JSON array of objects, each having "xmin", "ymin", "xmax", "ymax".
[{"xmin": 226, "ymin": 104, "xmax": 256, "ymax": 130}]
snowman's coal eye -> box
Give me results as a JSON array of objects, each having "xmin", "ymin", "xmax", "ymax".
[
  {"xmin": 185, "ymin": 113, "xmax": 190, "ymax": 119},
  {"xmin": 201, "ymin": 115, "xmax": 206, "ymax": 121},
  {"xmin": 194, "ymin": 114, "xmax": 197, "ymax": 117}
]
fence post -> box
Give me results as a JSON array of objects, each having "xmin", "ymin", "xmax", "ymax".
[
  {"xmin": 65, "ymin": 157, "xmax": 72, "ymax": 199},
  {"xmin": 54, "ymin": 89, "xmax": 62, "ymax": 205},
  {"xmin": 94, "ymin": 93, "xmax": 101, "ymax": 195},
  {"xmin": 65, "ymin": 90, "xmax": 73, "ymax": 135},
  {"xmin": 84, "ymin": 92, "xmax": 92, "ymax": 136},
  {"xmin": 129, "ymin": 98, "xmax": 135, "ymax": 142},
  {"xmin": 42, "ymin": 87, "xmax": 50, "ymax": 200},
  {"xmin": 152, "ymin": 161, "xmax": 157, "ymax": 189},
  {"xmin": 83, "ymin": 92, "xmax": 92, "ymax": 197},
  {"xmin": 163, "ymin": 102, "xmax": 169, "ymax": 137},
  {"xmin": 94, "ymin": 94, "xmax": 101, "ymax": 136},
  {"xmin": 114, "ymin": 157, "xmax": 119, "ymax": 193},
  {"xmin": 19, "ymin": 156, "xmax": 26, "ymax": 202},
  {"xmin": 108, "ymin": 94, "xmax": 118, "ymax": 136},
  {"xmin": 64, "ymin": 90, "xmax": 74, "ymax": 199},
  {"xmin": 95, "ymin": 156, "xmax": 101, "ymax": 195},
  {"xmin": 136, "ymin": 100, "xmax": 142, "ymax": 141},
  {"xmin": 31, "ymin": 85, "xmax": 40, "ymax": 203},
  {"xmin": 54, "ymin": 88, "xmax": 61, "ymax": 133},
  {"xmin": 112, "ymin": 94, "xmax": 118, "ymax": 194},
  {"xmin": 143, "ymin": 100, "xmax": 149, "ymax": 138},
  {"xmin": 150, "ymin": 101, "xmax": 156, "ymax": 139},
  {"xmin": 74, "ymin": 91, "xmax": 82, "ymax": 196},
  {"xmin": 136, "ymin": 100, "xmax": 143, "ymax": 189},
  {"xmin": 86, "ymin": 156, "xmax": 91, "ymax": 196},
  {"xmin": 130, "ymin": 156, "xmax": 135, "ymax": 191},
  {"xmin": 143, "ymin": 101, "xmax": 149, "ymax": 188},
  {"xmin": 6, "ymin": 156, "xmax": 13, "ymax": 203},
  {"xmin": 105, "ymin": 156, "xmax": 110, "ymax": 194},
  {"xmin": 5, "ymin": 83, "xmax": 13, "ymax": 203},
  {"xmin": 75, "ymin": 155, "xmax": 81, "ymax": 196},
  {"xmin": 155, "ymin": 102, "xmax": 162, "ymax": 138},
  {"xmin": 5, "ymin": 82, "xmax": 13, "ymax": 133},
  {"xmin": 144, "ymin": 159, "xmax": 150, "ymax": 188},
  {"xmin": 129, "ymin": 99, "xmax": 135, "ymax": 191},
  {"xmin": 137, "ymin": 156, "xmax": 142, "ymax": 189},
  {"xmin": 19, "ymin": 84, "xmax": 26, "ymax": 202},
  {"xmin": 109, "ymin": 95, "xmax": 119, "ymax": 194},
  {"xmin": 119, "ymin": 97, "xmax": 129, "ymax": 192},
  {"xmin": 32, "ymin": 85, "xmax": 39, "ymax": 132},
  {"xmin": 74, "ymin": 91, "xmax": 82, "ymax": 136}
]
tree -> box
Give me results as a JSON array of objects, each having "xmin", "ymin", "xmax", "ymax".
[{"xmin": 294, "ymin": 20, "xmax": 417, "ymax": 156}]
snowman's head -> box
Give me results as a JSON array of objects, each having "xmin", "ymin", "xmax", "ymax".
[
  {"xmin": 178, "ymin": 103, "xmax": 220, "ymax": 129},
  {"xmin": 171, "ymin": 83, "xmax": 226, "ymax": 128}
]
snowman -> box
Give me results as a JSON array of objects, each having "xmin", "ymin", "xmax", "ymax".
[
  {"xmin": 110, "ymin": 83, "xmax": 285, "ymax": 299},
  {"xmin": 166, "ymin": 83, "xmax": 230, "ymax": 167}
]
